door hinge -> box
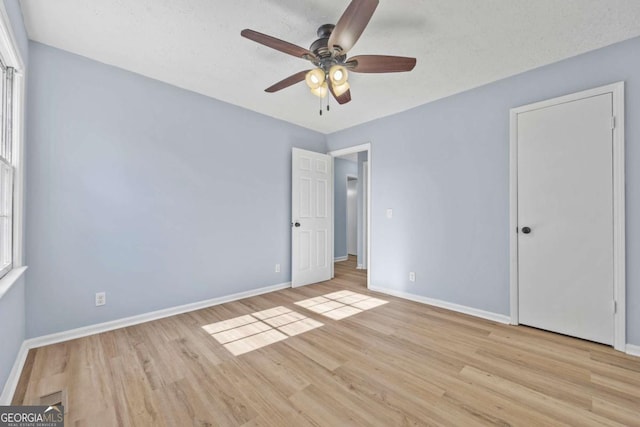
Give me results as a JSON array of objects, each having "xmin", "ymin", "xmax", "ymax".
[
  {"xmin": 611, "ymin": 116, "xmax": 616, "ymax": 130},
  {"xmin": 613, "ymin": 300, "xmax": 617, "ymax": 314}
]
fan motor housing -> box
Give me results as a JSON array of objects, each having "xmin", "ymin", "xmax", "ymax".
[
  {"xmin": 311, "ymin": 24, "xmax": 346, "ymax": 61},
  {"xmin": 310, "ymin": 37, "xmax": 330, "ymax": 58},
  {"xmin": 316, "ymin": 23, "xmax": 334, "ymax": 38}
]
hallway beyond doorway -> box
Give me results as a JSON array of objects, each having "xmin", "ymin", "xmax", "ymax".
[{"xmin": 334, "ymin": 255, "xmax": 366, "ymax": 289}]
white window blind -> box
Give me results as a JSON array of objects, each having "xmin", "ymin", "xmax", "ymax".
[
  {"xmin": 0, "ymin": 64, "xmax": 14, "ymax": 278},
  {"xmin": 0, "ymin": 159, "xmax": 12, "ymax": 276}
]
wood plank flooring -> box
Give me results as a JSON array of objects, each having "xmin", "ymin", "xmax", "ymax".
[{"xmin": 13, "ymin": 256, "xmax": 640, "ymax": 426}]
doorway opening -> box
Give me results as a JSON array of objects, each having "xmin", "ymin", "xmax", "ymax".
[{"xmin": 329, "ymin": 143, "xmax": 371, "ymax": 289}]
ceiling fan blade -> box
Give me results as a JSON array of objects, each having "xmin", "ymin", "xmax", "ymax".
[
  {"xmin": 329, "ymin": 81, "xmax": 352, "ymax": 104},
  {"xmin": 346, "ymin": 55, "xmax": 416, "ymax": 73},
  {"xmin": 328, "ymin": 0, "xmax": 379, "ymax": 54},
  {"xmin": 265, "ymin": 70, "xmax": 310, "ymax": 93},
  {"xmin": 241, "ymin": 29, "xmax": 316, "ymax": 60}
]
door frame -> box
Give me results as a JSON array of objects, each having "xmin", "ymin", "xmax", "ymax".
[
  {"xmin": 346, "ymin": 175, "xmax": 358, "ymax": 256},
  {"xmin": 361, "ymin": 161, "xmax": 368, "ymax": 269},
  {"xmin": 328, "ymin": 143, "xmax": 371, "ymax": 288},
  {"xmin": 509, "ymin": 82, "xmax": 625, "ymax": 351}
]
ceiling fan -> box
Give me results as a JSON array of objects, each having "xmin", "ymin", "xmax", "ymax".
[{"xmin": 241, "ymin": 0, "xmax": 416, "ymax": 113}]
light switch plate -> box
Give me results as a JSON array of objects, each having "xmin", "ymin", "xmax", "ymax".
[{"xmin": 386, "ymin": 208, "xmax": 393, "ymax": 219}]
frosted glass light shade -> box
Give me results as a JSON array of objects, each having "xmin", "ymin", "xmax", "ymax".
[
  {"xmin": 310, "ymin": 82, "xmax": 328, "ymax": 98},
  {"xmin": 329, "ymin": 65, "xmax": 348, "ymax": 86},
  {"xmin": 332, "ymin": 81, "xmax": 350, "ymax": 96},
  {"xmin": 305, "ymin": 68, "xmax": 325, "ymax": 89}
]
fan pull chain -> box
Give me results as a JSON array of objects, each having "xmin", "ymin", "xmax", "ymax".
[
  {"xmin": 327, "ymin": 94, "xmax": 330, "ymax": 112},
  {"xmin": 319, "ymin": 93, "xmax": 323, "ymax": 116}
]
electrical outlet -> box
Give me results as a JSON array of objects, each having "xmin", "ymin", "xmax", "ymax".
[
  {"xmin": 409, "ymin": 272, "xmax": 416, "ymax": 282},
  {"xmin": 275, "ymin": 263, "xmax": 281, "ymax": 273},
  {"xmin": 95, "ymin": 292, "xmax": 106, "ymax": 306}
]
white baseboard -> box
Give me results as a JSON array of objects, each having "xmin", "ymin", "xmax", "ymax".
[
  {"xmin": 334, "ymin": 256, "xmax": 348, "ymax": 262},
  {"xmin": 26, "ymin": 281, "xmax": 291, "ymax": 350},
  {"xmin": 369, "ymin": 286, "xmax": 510, "ymax": 324},
  {"xmin": 2, "ymin": 281, "xmax": 291, "ymax": 404},
  {"xmin": 627, "ymin": 344, "xmax": 640, "ymax": 357},
  {"xmin": 0, "ymin": 341, "xmax": 29, "ymax": 405},
  {"xmin": 357, "ymin": 264, "xmax": 364, "ymax": 269}
]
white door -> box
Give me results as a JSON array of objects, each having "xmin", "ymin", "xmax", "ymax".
[
  {"xmin": 292, "ymin": 148, "xmax": 333, "ymax": 287},
  {"xmin": 517, "ymin": 93, "xmax": 614, "ymax": 345},
  {"xmin": 347, "ymin": 178, "xmax": 357, "ymax": 255}
]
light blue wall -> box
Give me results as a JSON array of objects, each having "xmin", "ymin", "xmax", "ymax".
[
  {"xmin": 327, "ymin": 36, "xmax": 640, "ymax": 345},
  {"xmin": 0, "ymin": 0, "xmax": 27, "ymax": 400},
  {"xmin": 14, "ymin": 16, "xmax": 640, "ymax": 350},
  {"xmin": 0, "ymin": 274, "xmax": 25, "ymax": 397},
  {"xmin": 25, "ymin": 42, "xmax": 326, "ymax": 338},
  {"xmin": 334, "ymin": 158, "xmax": 357, "ymax": 259}
]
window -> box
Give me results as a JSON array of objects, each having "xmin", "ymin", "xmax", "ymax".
[
  {"xmin": 0, "ymin": 62, "xmax": 15, "ymax": 278},
  {"xmin": 0, "ymin": 4, "xmax": 24, "ymax": 282}
]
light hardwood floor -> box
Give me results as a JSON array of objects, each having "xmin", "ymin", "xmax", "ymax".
[{"xmin": 13, "ymin": 256, "xmax": 640, "ymax": 426}]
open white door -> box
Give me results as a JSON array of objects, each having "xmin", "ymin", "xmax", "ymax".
[{"xmin": 292, "ymin": 148, "xmax": 333, "ymax": 287}]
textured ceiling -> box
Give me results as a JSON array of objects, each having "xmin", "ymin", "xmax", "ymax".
[{"xmin": 19, "ymin": 0, "xmax": 640, "ymax": 134}]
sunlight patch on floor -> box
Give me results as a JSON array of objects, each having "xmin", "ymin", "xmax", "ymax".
[
  {"xmin": 295, "ymin": 291, "xmax": 388, "ymax": 320},
  {"xmin": 202, "ymin": 306, "xmax": 323, "ymax": 356}
]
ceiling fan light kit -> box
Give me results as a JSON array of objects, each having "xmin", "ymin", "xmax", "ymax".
[
  {"xmin": 241, "ymin": 0, "xmax": 416, "ymax": 115},
  {"xmin": 306, "ymin": 65, "xmax": 349, "ymax": 98}
]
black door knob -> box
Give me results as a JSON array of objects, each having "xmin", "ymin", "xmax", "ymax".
[
  {"xmin": 521, "ymin": 226, "xmax": 531, "ymax": 234},
  {"xmin": 294, "ymin": 222, "xmax": 300, "ymax": 227}
]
